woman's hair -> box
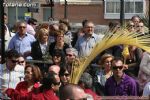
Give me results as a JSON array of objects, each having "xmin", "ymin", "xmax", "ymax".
[
  {"xmin": 55, "ymin": 30, "xmax": 64, "ymax": 37},
  {"xmin": 52, "ymin": 49, "xmax": 66, "ymax": 66},
  {"xmin": 25, "ymin": 64, "xmax": 42, "ymax": 83},
  {"xmin": 99, "ymin": 53, "xmax": 114, "ymax": 65},
  {"xmin": 36, "ymin": 28, "xmax": 49, "ymax": 41},
  {"xmin": 108, "ymin": 21, "xmax": 120, "ymax": 31},
  {"xmin": 40, "ymin": 71, "xmax": 58, "ymax": 91},
  {"xmin": 59, "ymin": 18, "xmax": 71, "ymax": 30},
  {"xmin": 59, "ymin": 66, "xmax": 70, "ymax": 76},
  {"xmin": 59, "ymin": 23, "xmax": 68, "ymax": 33}
]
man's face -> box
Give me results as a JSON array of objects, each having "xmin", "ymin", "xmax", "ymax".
[
  {"xmin": 84, "ymin": 22, "xmax": 94, "ymax": 36},
  {"xmin": 132, "ymin": 17, "xmax": 140, "ymax": 26},
  {"xmin": 4, "ymin": 15, "xmax": 7, "ymax": 24},
  {"xmin": 48, "ymin": 65, "xmax": 60, "ymax": 75},
  {"xmin": 18, "ymin": 23, "xmax": 27, "ymax": 35},
  {"xmin": 6, "ymin": 57, "xmax": 18, "ymax": 70},
  {"xmin": 112, "ymin": 60, "xmax": 124, "ymax": 78},
  {"xmin": 136, "ymin": 22, "xmax": 144, "ymax": 33}
]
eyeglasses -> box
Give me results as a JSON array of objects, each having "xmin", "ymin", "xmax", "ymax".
[
  {"xmin": 18, "ymin": 60, "xmax": 25, "ymax": 64},
  {"xmin": 66, "ymin": 54, "xmax": 73, "ymax": 57},
  {"xmin": 112, "ymin": 66, "xmax": 123, "ymax": 70},
  {"xmin": 11, "ymin": 59, "xmax": 18, "ymax": 63},
  {"xmin": 105, "ymin": 61, "xmax": 112, "ymax": 64},
  {"xmin": 19, "ymin": 26, "xmax": 26, "ymax": 29}
]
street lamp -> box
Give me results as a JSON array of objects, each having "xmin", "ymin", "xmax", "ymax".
[
  {"xmin": 45, "ymin": 0, "xmax": 54, "ymax": 19},
  {"xmin": 120, "ymin": 0, "xmax": 124, "ymax": 27},
  {"xmin": 64, "ymin": 0, "xmax": 67, "ymax": 19},
  {"xmin": 0, "ymin": 0, "xmax": 5, "ymax": 64}
]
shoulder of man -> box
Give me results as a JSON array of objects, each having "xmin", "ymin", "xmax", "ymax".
[{"xmin": 14, "ymin": 64, "xmax": 24, "ymax": 72}]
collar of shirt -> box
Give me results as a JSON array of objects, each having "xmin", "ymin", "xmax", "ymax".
[
  {"xmin": 16, "ymin": 32, "xmax": 28, "ymax": 38},
  {"xmin": 84, "ymin": 33, "xmax": 96, "ymax": 38},
  {"xmin": 112, "ymin": 73, "xmax": 126, "ymax": 82},
  {"xmin": 2, "ymin": 63, "xmax": 24, "ymax": 72}
]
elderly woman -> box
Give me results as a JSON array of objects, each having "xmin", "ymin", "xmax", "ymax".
[
  {"xmin": 3, "ymin": 64, "xmax": 42, "ymax": 100},
  {"xmin": 49, "ymin": 30, "xmax": 69, "ymax": 56},
  {"xmin": 94, "ymin": 53, "xmax": 114, "ymax": 95}
]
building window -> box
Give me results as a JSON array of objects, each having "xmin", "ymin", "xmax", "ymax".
[
  {"xmin": 43, "ymin": 8, "xmax": 51, "ymax": 21},
  {"xmin": 8, "ymin": 7, "xmax": 28, "ymax": 25},
  {"xmin": 104, "ymin": 0, "xmax": 145, "ymax": 19}
]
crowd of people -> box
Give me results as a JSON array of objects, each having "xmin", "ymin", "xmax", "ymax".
[{"xmin": 0, "ymin": 13, "xmax": 150, "ymax": 100}]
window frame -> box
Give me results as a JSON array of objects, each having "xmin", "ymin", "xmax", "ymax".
[
  {"xmin": 59, "ymin": 0, "xmax": 102, "ymax": 5},
  {"xmin": 104, "ymin": 0, "xmax": 145, "ymax": 19}
]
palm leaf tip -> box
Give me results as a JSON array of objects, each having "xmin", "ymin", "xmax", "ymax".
[{"xmin": 70, "ymin": 28, "xmax": 150, "ymax": 84}]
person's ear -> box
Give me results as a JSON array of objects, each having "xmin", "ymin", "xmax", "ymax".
[{"xmin": 51, "ymin": 84, "xmax": 55, "ymax": 89}]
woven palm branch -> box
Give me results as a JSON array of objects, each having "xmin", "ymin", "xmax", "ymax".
[{"xmin": 69, "ymin": 29, "xmax": 150, "ymax": 84}]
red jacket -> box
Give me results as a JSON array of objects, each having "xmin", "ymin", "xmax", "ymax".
[{"xmin": 5, "ymin": 81, "xmax": 59, "ymax": 100}]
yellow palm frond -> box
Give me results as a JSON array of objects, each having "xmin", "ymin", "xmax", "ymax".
[{"xmin": 70, "ymin": 29, "xmax": 150, "ymax": 84}]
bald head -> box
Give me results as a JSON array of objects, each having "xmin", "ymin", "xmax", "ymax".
[
  {"xmin": 60, "ymin": 84, "xmax": 87, "ymax": 100},
  {"xmin": 48, "ymin": 65, "xmax": 60, "ymax": 75}
]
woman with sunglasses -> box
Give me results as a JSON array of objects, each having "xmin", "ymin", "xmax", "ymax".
[
  {"xmin": 59, "ymin": 66, "xmax": 71, "ymax": 86},
  {"xmin": 94, "ymin": 53, "xmax": 114, "ymax": 96},
  {"xmin": 59, "ymin": 67, "xmax": 71, "ymax": 98},
  {"xmin": 3, "ymin": 64, "xmax": 42, "ymax": 100},
  {"xmin": 51, "ymin": 49, "xmax": 66, "ymax": 68}
]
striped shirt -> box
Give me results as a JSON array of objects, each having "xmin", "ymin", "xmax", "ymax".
[{"xmin": 1, "ymin": 64, "xmax": 24, "ymax": 89}]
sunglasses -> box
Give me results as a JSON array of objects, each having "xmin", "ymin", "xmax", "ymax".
[
  {"xmin": 53, "ymin": 82, "xmax": 61, "ymax": 86},
  {"xmin": 61, "ymin": 73, "xmax": 70, "ymax": 77},
  {"xmin": 66, "ymin": 54, "xmax": 73, "ymax": 57},
  {"xmin": 105, "ymin": 61, "xmax": 112, "ymax": 64},
  {"xmin": 18, "ymin": 60, "xmax": 25, "ymax": 64},
  {"xmin": 53, "ymin": 55, "xmax": 61, "ymax": 58},
  {"xmin": 112, "ymin": 66, "xmax": 123, "ymax": 70},
  {"xmin": 70, "ymin": 98, "xmax": 87, "ymax": 100},
  {"xmin": 11, "ymin": 59, "xmax": 18, "ymax": 63}
]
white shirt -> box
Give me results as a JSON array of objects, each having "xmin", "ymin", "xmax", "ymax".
[
  {"xmin": 1, "ymin": 64, "xmax": 24, "ymax": 89},
  {"xmin": 40, "ymin": 43, "xmax": 48, "ymax": 55},
  {"xmin": 143, "ymin": 82, "xmax": 150, "ymax": 96}
]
